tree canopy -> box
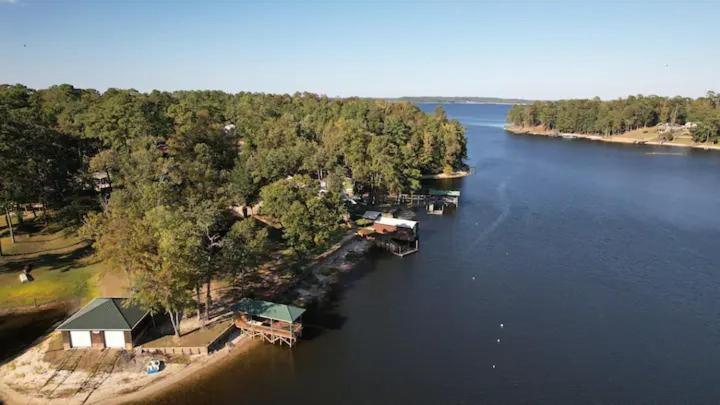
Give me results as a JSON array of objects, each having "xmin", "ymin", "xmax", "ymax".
[
  {"xmin": 507, "ymin": 92, "xmax": 720, "ymax": 143},
  {"xmin": 0, "ymin": 83, "xmax": 468, "ymax": 332}
]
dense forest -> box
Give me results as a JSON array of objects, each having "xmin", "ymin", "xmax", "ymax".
[
  {"xmin": 507, "ymin": 92, "xmax": 720, "ymax": 143},
  {"xmin": 0, "ymin": 84, "xmax": 466, "ymax": 334}
]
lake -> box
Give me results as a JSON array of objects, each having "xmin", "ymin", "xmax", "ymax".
[{"xmin": 149, "ymin": 104, "xmax": 720, "ymax": 404}]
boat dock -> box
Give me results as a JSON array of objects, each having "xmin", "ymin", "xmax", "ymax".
[
  {"xmin": 358, "ymin": 214, "xmax": 420, "ymax": 257},
  {"xmin": 388, "ymin": 189, "xmax": 461, "ymax": 215},
  {"xmin": 231, "ymin": 299, "xmax": 305, "ymax": 347}
]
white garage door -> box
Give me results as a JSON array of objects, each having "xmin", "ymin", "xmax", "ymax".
[
  {"xmin": 70, "ymin": 331, "xmax": 91, "ymax": 348},
  {"xmin": 104, "ymin": 331, "xmax": 126, "ymax": 348}
]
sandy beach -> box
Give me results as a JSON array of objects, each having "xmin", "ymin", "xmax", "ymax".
[
  {"xmin": 103, "ymin": 337, "xmax": 261, "ymax": 405},
  {"xmin": 421, "ymin": 170, "xmax": 471, "ymax": 179},
  {"xmin": 0, "ymin": 333, "xmax": 259, "ymax": 405}
]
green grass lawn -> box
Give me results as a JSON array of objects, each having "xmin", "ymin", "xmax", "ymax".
[
  {"xmin": 0, "ymin": 216, "xmax": 107, "ymax": 310},
  {"xmin": 0, "ymin": 259, "xmax": 105, "ymax": 309},
  {"xmin": 1, "ymin": 230, "xmax": 86, "ymax": 257}
]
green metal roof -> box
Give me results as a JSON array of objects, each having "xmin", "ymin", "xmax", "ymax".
[
  {"xmin": 231, "ymin": 298, "xmax": 305, "ymax": 323},
  {"xmin": 429, "ymin": 188, "xmax": 461, "ymax": 197},
  {"xmin": 56, "ymin": 298, "xmax": 148, "ymax": 331}
]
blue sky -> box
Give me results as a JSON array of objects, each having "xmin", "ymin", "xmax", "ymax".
[{"xmin": 1, "ymin": 0, "xmax": 718, "ymax": 99}]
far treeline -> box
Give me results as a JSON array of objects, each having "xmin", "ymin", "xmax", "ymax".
[
  {"xmin": 0, "ymin": 84, "xmax": 466, "ymax": 335},
  {"xmin": 507, "ymin": 91, "xmax": 720, "ymax": 143},
  {"xmin": 396, "ymin": 96, "xmax": 533, "ymax": 104}
]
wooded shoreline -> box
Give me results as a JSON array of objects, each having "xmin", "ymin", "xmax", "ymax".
[{"xmin": 505, "ymin": 125, "xmax": 720, "ymax": 152}]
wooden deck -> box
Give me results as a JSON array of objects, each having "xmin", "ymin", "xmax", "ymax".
[
  {"xmin": 359, "ymin": 229, "xmax": 420, "ymax": 257},
  {"xmin": 375, "ymin": 237, "xmax": 419, "ymax": 257},
  {"xmin": 234, "ymin": 318, "xmax": 302, "ymax": 347},
  {"xmin": 140, "ymin": 320, "xmax": 235, "ymax": 355}
]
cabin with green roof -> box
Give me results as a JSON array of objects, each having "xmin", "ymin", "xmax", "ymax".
[
  {"xmin": 56, "ymin": 297, "xmax": 150, "ymax": 350},
  {"xmin": 231, "ymin": 298, "xmax": 305, "ymax": 347}
]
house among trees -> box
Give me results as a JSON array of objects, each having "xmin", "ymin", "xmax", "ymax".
[
  {"xmin": 230, "ymin": 202, "xmax": 261, "ymax": 218},
  {"xmin": 1, "ymin": 84, "xmax": 470, "ymax": 352},
  {"xmin": 56, "ymin": 298, "xmax": 151, "ymax": 350},
  {"xmin": 223, "ymin": 123, "xmax": 236, "ymax": 134},
  {"xmin": 362, "ymin": 210, "xmax": 382, "ymax": 221},
  {"xmin": 92, "ymin": 172, "xmax": 112, "ymax": 192},
  {"xmin": 155, "ymin": 140, "xmax": 170, "ymax": 156}
]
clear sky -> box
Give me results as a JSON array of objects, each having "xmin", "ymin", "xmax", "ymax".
[{"xmin": 1, "ymin": 0, "xmax": 718, "ymax": 100}]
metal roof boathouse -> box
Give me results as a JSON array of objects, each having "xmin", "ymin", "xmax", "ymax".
[
  {"xmin": 231, "ymin": 298, "xmax": 306, "ymax": 347},
  {"xmin": 56, "ymin": 298, "xmax": 150, "ymax": 350},
  {"xmin": 372, "ymin": 216, "xmax": 420, "ymax": 257},
  {"xmin": 427, "ymin": 188, "xmax": 461, "ymax": 215}
]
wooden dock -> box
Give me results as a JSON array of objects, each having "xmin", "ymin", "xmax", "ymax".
[
  {"xmin": 387, "ymin": 190, "xmax": 461, "ymax": 215},
  {"xmin": 231, "ymin": 299, "xmax": 306, "ymax": 348},
  {"xmin": 234, "ymin": 318, "xmax": 302, "ymax": 347},
  {"xmin": 375, "ymin": 237, "xmax": 419, "ymax": 257}
]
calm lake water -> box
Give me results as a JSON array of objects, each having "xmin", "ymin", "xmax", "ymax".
[{"xmin": 150, "ymin": 104, "xmax": 720, "ymax": 404}]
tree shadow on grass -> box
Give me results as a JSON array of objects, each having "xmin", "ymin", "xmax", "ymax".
[
  {"xmin": 0, "ymin": 243, "xmax": 95, "ymax": 273},
  {"xmin": 1, "ymin": 216, "xmax": 52, "ymax": 237},
  {"xmin": 11, "ymin": 228, "xmax": 72, "ymax": 244},
  {"xmin": 1, "ymin": 240, "xmax": 89, "ymax": 258},
  {"xmin": 16, "ymin": 220, "xmax": 46, "ymax": 235}
]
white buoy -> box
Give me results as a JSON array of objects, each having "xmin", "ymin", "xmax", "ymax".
[
  {"xmin": 472, "ymin": 276, "xmax": 476, "ymax": 280},
  {"xmin": 492, "ymin": 364, "xmax": 496, "ymax": 369},
  {"xmin": 500, "ymin": 323, "xmax": 504, "ymax": 328},
  {"xmin": 497, "ymin": 338, "xmax": 501, "ymax": 343}
]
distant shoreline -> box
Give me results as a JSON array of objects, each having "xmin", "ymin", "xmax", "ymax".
[
  {"xmin": 505, "ymin": 125, "xmax": 720, "ymax": 152},
  {"xmin": 412, "ymin": 101, "xmax": 527, "ymax": 105},
  {"xmin": 384, "ymin": 97, "xmax": 534, "ymax": 105}
]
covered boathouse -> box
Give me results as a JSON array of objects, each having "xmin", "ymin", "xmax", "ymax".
[
  {"xmin": 427, "ymin": 189, "xmax": 461, "ymax": 215},
  {"xmin": 56, "ymin": 298, "xmax": 150, "ymax": 350},
  {"xmin": 372, "ymin": 216, "xmax": 419, "ymax": 256},
  {"xmin": 232, "ymin": 298, "xmax": 305, "ymax": 347}
]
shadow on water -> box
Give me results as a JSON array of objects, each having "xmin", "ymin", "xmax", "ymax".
[
  {"xmin": 140, "ymin": 249, "xmax": 392, "ymax": 405},
  {"xmin": 0, "ymin": 307, "xmax": 67, "ymax": 364},
  {"xmin": 300, "ymin": 248, "xmax": 386, "ymax": 341},
  {"xmin": 299, "ymin": 300, "xmax": 346, "ymax": 341}
]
